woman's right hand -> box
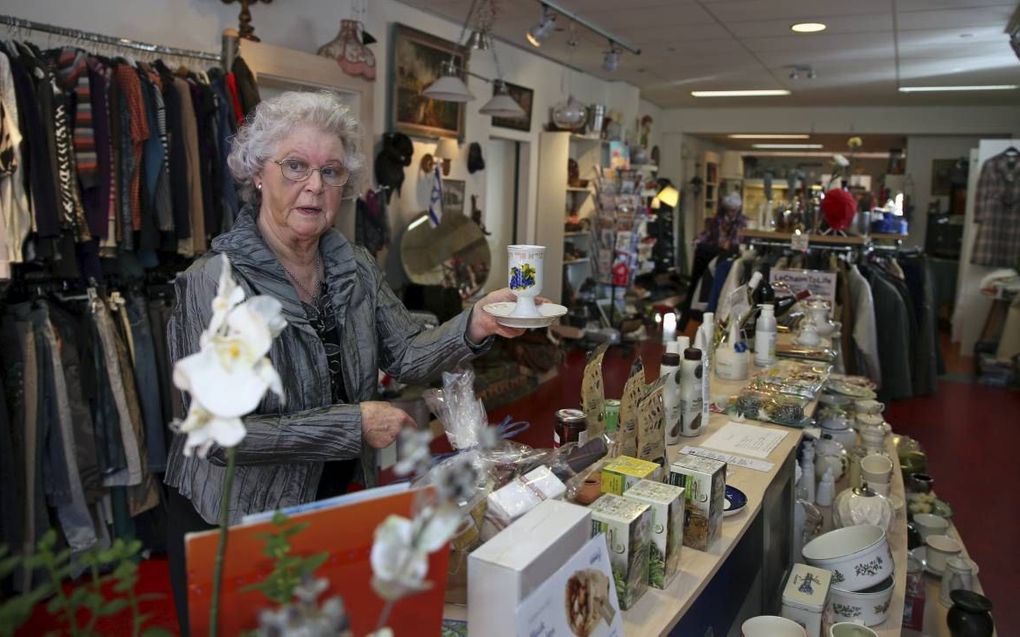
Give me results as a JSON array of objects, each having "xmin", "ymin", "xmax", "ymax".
[{"xmin": 360, "ymin": 401, "xmax": 417, "ymax": 449}]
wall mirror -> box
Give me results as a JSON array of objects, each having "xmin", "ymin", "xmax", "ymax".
[{"xmin": 400, "ymin": 212, "xmax": 491, "ymax": 299}]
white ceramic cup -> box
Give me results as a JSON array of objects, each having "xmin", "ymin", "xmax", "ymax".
[
  {"xmin": 506, "ymin": 245, "xmax": 545, "ymax": 317},
  {"xmin": 741, "ymin": 615, "xmax": 807, "ymax": 637},
  {"xmin": 830, "ymin": 623, "xmax": 878, "ymax": 637},
  {"xmin": 854, "ymin": 399, "xmax": 885, "ymax": 415},
  {"xmin": 855, "ymin": 413, "xmax": 885, "ymax": 428},
  {"xmin": 925, "ymin": 534, "xmax": 962, "ymax": 574},
  {"xmin": 860, "ymin": 454, "xmax": 893, "ymax": 485},
  {"xmin": 870, "ymin": 482, "xmax": 891, "ymax": 496},
  {"xmin": 914, "ymin": 513, "xmax": 950, "ymax": 541}
]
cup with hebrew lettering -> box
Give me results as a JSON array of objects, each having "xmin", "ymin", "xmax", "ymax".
[{"xmin": 507, "ymin": 244, "xmax": 545, "ymax": 317}]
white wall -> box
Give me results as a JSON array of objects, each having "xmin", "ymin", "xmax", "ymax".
[
  {"xmin": 3, "ymin": 0, "xmax": 643, "ymax": 285},
  {"xmin": 903, "ymin": 136, "xmax": 987, "ymax": 248},
  {"xmin": 484, "ymin": 138, "xmax": 516, "ymax": 294}
]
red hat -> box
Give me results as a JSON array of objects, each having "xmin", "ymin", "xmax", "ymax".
[{"xmin": 821, "ymin": 188, "xmax": 857, "ymax": 231}]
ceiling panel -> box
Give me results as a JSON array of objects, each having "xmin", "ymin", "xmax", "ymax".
[
  {"xmin": 726, "ymin": 14, "xmax": 893, "ymax": 38},
  {"xmin": 743, "ymin": 32, "xmax": 895, "ymax": 54},
  {"xmin": 895, "ymin": 0, "xmax": 1017, "ymax": 12},
  {"xmin": 395, "ymin": 0, "xmax": 1020, "ymax": 107},
  {"xmin": 704, "ymin": 0, "xmax": 894, "ymax": 22},
  {"xmin": 895, "ymin": 6, "xmax": 1017, "ymax": 30}
]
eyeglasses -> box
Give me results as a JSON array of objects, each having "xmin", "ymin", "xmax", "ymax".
[{"xmin": 272, "ymin": 158, "xmax": 350, "ymax": 188}]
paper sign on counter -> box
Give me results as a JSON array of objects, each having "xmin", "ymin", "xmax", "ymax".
[
  {"xmin": 679, "ymin": 446, "xmax": 775, "ymax": 473},
  {"xmin": 516, "ymin": 534, "xmax": 623, "ymax": 637},
  {"xmin": 700, "ymin": 422, "xmax": 789, "ymax": 459}
]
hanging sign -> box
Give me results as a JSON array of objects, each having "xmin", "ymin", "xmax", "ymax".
[{"xmin": 770, "ymin": 269, "xmax": 837, "ymax": 307}]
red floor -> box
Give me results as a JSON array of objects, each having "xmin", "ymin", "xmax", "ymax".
[{"xmin": 18, "ymin": 332, "xmax": 1019, "ymax": 635}]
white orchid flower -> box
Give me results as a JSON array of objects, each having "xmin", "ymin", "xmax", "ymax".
[
  {"xmin": 393, "ymin": 429, "xmax": 433, "ymax": 477},
  {"xmin": 173, "ymin": 403, "xmax": 246, "ymax": 458},
  {"xmin": 370, "ymin": 505, "xmax": 462, "ymax": 601},
  {"xmin": 172, "ymin": 254, "xmax": 287, "ymax": 458}
]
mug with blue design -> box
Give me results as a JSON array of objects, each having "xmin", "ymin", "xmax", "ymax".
[{"xmin": 507, "ymin": 244, "xmax": 545, "ymax": 317}]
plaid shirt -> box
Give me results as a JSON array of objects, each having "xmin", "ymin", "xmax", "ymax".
[{"xmin": 972, "ymin": 152, "xmax": 1020, "ymax": 268}]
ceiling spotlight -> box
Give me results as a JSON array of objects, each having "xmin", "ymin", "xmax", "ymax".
[
  {"xmin": 603, "ymin": 43, "xmax": 620, "ymax": 71},
  {"xmin": 787, "ymin": 65, "xmax": 815, "ymax": 80},
  {"xmin": 789, "ymin": 68, "xmax": 800, "ymax": 80},
  {"xmin": 526, "ymin": 5, "xmax": 556, "ymax": 48},
  {"xmin": 791, "ymin": 22, "xmax": 826, "ymax": 33}
]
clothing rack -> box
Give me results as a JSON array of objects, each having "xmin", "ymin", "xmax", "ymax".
[
  {"xmin": 0, "ymin": 14, "xmax": 222, "ymax": 62},
  {"xmin": 744, "ymin": 237, "xmax": 858, "ymax": 254}
]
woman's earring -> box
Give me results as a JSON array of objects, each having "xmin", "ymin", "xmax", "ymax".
[{"xmin": 256, "ymin": 183, "xmax": 263, "ymax": 191}]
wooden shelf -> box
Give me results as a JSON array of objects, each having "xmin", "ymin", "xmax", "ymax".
[
  {"xmin": 740, "ymin": 229, "xmax": 868, "ymax": 246},
  {"xmin": 569, "ymin": 134, "xmax": 605, "ymax": 144},
  {"xmin": 870, "ymin": 232, "xmax": 909, "ymax": 241}
]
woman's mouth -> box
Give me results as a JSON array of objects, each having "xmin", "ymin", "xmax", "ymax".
[{"xmin": 295, "ymin": 206, "xmax": 322, "ymax": 215}]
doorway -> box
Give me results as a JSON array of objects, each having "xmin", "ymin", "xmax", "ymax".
[{"xmin": 484, "ymin": 138, "xmax": 530, "ymax": 293}]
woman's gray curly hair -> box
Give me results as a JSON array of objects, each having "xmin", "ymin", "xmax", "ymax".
[{"xmin": 227, "ymin": 90, "xmax": 365, "ymax": 204}]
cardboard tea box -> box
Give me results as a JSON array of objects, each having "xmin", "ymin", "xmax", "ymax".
[
  {"xmin": 668, "ymin": 454, "xmax": 726, "ymax": 551},
  {"xmin": 622, "ymin": 479, "xmax": 685, "ymax": 589},
  {"xmin": 482, "ymin": 465, "xmax": 566, "ymax": 539},
  {"xmin": 589, "ymin": 494, "xmax": 653, "ymax": 610},
  {"xmin": 781, "ymin": 563, "xmax": 832, "ymax": 637},
  {"xmin": 600, "ymin": 455, "xmax": 663, "ymax": 496},
  {"xmin": 469, "ymin": 500, "xmax": 592, "ymax": 637}
]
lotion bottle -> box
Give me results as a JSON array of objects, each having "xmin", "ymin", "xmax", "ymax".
[
  {"xmin": 754, "ymin": 303, "xmax": 777, "ymax": 368},
  {"xmin": 680, "ymin": 348, "xmax": 704, "ymax": 437},
  {"xmin": 715, "ymin": 318, "xmax": 749, "ymax": 381},
  {"xmin": 661, "ymin": 352, "xmax": 682, "ymax": 445}
]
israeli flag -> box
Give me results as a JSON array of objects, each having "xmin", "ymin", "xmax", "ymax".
[{"xmin": 428, "ymin": 165, "xmax": 443, "ymax": 227}]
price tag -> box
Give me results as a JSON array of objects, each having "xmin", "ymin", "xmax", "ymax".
[{"xmin": 790, "ymin": 231, "xmax": 810, "ymax": 252}]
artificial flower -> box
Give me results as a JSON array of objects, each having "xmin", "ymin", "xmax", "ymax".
[
  {"xmin": 433, "ymin": 454, "xmax": 481, "ymax": 504},
  {"xmin": 393, "ymin": 429, "xmax": 433, "ymax": 477},
  {"xmin": 172, "ymin": 403, "xmax": 246, "ymax": 458},
  {"xmin": 369, "ymin": 507, "xmax": 462, "ymax": 601}
]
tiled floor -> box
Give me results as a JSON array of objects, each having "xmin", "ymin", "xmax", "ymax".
[{"xmin": 19, "ymin": 330, "xmax": 1018, "ymax": 635}]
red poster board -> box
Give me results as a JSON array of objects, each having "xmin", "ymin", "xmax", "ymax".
[{"xmin": 186, "ymin": 488, "xmax": 449, "ymax": 636}]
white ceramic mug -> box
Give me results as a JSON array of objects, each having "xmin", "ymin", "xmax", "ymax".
[
  {"xmin": 830, "ymin": 623, "xmax": 878, "ymax": 637},
  {"xmin": 742, "ymin": 615, "xmax": 807, "ymax": 637},
  {"xmin": 860, "ymin": 454, "xmax": 893, "ymax": 485},
  {"xmin": 914, "ymin": 513, "xmax": 950, "ymax": 541},
  {"xmin": 940, "ymin": 556, "xmax": 979, "ymax": 606},
  {"xmin": 925, "ymin": 534, "xmax": 962, "ymax": 574},
  {"xmin": 506, "ymin": 245, "xmax": 545, "ymax": 317}
]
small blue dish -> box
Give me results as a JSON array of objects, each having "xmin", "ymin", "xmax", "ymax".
[{"xmin": 724, "ymin": 485, "xmax": 747, "ymax": 516}]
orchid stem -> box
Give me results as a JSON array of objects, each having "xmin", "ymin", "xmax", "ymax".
[{"xmin": 210, "ymin": 446, "xmax": 237, "ymax": 637}]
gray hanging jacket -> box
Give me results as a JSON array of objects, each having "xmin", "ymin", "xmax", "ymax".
[{"xmin": 164, "ymin": 206, "xmax": 488, "ymax": 524}]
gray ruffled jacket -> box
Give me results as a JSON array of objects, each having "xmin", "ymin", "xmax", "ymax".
[{"xmin": 164, "ymin": 207, "xmax": 487, "ymax": 524}]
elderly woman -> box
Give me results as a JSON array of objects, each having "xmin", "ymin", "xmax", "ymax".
[{"xmin": 164, "ymin": 91, "xmax": 523, "ymax": 631}]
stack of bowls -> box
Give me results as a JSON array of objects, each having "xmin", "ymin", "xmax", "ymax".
[{"xmin": 802, "ymin": 525, "xmax": 895, "ymax": 626}]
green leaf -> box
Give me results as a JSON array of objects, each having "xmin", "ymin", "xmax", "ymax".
[
  {"xmin": 0, "ymin": 555, "xmax": 21, "ymax": 578},
  {"xmin": 300, "ymin": 552, "xmax": 329, "ymax": 575},
  {"xmin": 96, "ymin": 598, "xmax": 131, "ymax": 616},
  {"xmin": 136, "ymin": 593, "xmax": 164, "ymax": 603},
  {"xmin": 38, "ymin": 529, "xmax": 58, "ymax": 551},
  {"xmin": 271, "ymin": 511, "xmax": 288, "ymax": 526},
  {"xmin": 46, "ymin": 595, "xmax": 65, "ymax": 613}
]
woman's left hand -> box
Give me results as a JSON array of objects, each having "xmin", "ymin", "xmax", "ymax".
[{"xmin": 468, "ymin": 288, "xmax": 545, "ymax": 342}]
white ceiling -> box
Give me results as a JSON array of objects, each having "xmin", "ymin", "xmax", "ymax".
[{"xmin": 397, "ymin": 0, "xmax": 1020, "ymax": 107}]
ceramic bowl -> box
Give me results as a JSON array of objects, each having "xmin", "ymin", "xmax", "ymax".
[
  {"xmin": 830, "ymin": 621, "xmax": 879, "ymax": 637},
  {"xmin": 802, "ymin": 525, "xmax": 893, "ymax": 592},
  {"xmin": 925, "ymin": 534, "xmax": 962, "ymax": 575},
  {"xmin": 913, "ymin": 513, "xmax": 949, "ymax": 540},
  {"xmin": 741, "ymin": 615, "xmax": 807, "ymax": 637},
  {"xmin": 827, "ymin": 576, "xmax": 895, "ymax": 626},
  {"xmin": 854, "ymin": 399, "xmax": 885, "ymax": 415}
]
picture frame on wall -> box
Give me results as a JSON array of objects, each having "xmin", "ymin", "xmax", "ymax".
[
  {"xmin": 390, "ymin": 24, "xmax": 468, "ymax": 139},
  {"xmin": 442, "ymin": 179, "xmax": 466, "ymax": 216},
  {"xmin": 490, "ymin": 81, "xmax": 534, "ymax": 132}
]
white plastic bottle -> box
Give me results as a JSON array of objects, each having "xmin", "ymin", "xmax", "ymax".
[
  {"xmin": 715, "ymin": 319, "xmax": 749, "ymax": 381},
  {"xmin": 661, "ymin": 352, "xmax": 682, "ymax": 445},
  {"xmin": 694, "ymin": 313, "xmax": 714, "ymax": 429},
  {"xmin": 754, "ymin": 303, "xmax": 777, "ymax": 368},
  {"xmin": 680, "ymin": 348, "xmax": 704, "ymax": 437}
]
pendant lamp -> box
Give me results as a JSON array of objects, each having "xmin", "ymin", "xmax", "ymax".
[
  {"xmin": 423, "ymin": 59, "xmax": 474, "ymax": 103},
  {"xmin": 480, "ymin": 80, "xmax": 526, "ymax": 118}
]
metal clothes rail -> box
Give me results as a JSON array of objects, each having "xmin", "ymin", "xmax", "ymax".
[{"xmin": 0, "ymin": 14, "xmax": 221, "ymax": 62}]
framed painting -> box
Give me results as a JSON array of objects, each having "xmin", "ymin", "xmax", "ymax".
[
  {"xmin": 491, "ymin": 81, "xmax": 534, "ymax": 132},
  {"xmin": 442, "ymin": 179, "xmax": 466, "ymax": 215},
  {"xmin": 390, "ymin": 24, "xmax": 468, "ymax": 139}
]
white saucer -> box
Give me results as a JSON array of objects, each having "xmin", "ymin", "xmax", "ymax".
[{"xmin": 483, "ymin": 302, "xmax": 568, "ymax": 328}]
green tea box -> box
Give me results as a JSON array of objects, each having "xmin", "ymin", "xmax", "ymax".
[
  {"xmin": 589, "ymin": 493, "xmax": 652, "ymax": 610},
  {"xmin": 600, "ymin": 455, "xmax": 663, "ymax": 496},
  {"xmin": 622, "ymin": 479, "xmax": 685, "ymax": 589},
  {"xmin": 668, "ymin": 454, "xmax": 726, "ymax": 551}
]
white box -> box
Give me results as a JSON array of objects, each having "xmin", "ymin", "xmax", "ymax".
[
  {"xmin": 622, "ymin": 480, "xmax": 685, "ymax": 589},
  {"xmin": 469, "ymin": 500, "xmax": 592, "ymax": 637},
  {"xmin": 781, "ymin": 563, "xmax": 832, "ymax": 637},
  {"xmin": 482, "ymin": 466, "xmax": 566, "ymax": 539}
]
